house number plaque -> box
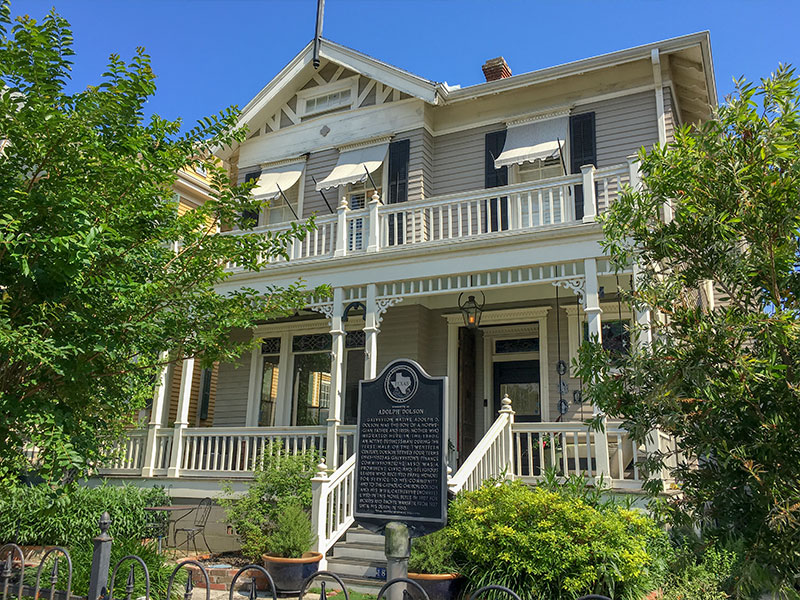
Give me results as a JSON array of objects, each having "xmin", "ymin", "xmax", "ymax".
[{"xmin": 354, "ymin": 359, "xmax": 448, "ymax": 536}]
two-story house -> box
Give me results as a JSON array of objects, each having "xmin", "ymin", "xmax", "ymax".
[{"xmin": 102, "ymin": 32, "xmax": 716, "ymax": 556}]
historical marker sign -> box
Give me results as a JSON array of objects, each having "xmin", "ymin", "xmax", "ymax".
[{"xmin": 354, "ymin": 359, "xmax": 447, "ymax": 536}]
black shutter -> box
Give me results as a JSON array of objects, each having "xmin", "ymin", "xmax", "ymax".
[
  {"xmin": 569, "ymin": 113, "xmax": 596, "ymax": 220},
  {"xmin": 199, "ymin": 368, "xmax": 212, "ymax": 421},
  {"xmin": 242, "ymin": 171, "xmax": 261, "ymax": 227},
  {"xmin": 388, "ymin": 139, "xmax": 410, "ymax": 204},
  {"xmin": 485, "ymin": 130, "xmax": 508, "ymax": 188},
  {"xmin": 485, "ymin": 130, "xmax": 509, "ymax": 231}
]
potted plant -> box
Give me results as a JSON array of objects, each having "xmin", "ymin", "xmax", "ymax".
[
  {"xmin": 261, "ymin": 502, "xmax": 322, "ymax": 594},
  {"xmin": 409, "ymin": 529, "xmax": 464, "ymax": 600}
]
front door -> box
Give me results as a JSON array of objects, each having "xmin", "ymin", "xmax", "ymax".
[{"xmin": 493, "ymin": 360, "xmax": 541, "ymax": 423}]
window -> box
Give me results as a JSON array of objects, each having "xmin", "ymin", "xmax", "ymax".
[
  {"xmin": 345, "ymin": 166, "xmax": 382, "ymax": 252},
  {"xmin": 584, "ymin": 320, "xmax": 631, "ymax": 357},
  {"xmin": 343, "ymin": 331, "xmax": 365, "ymax": 425},
  {"xmin": 242, "ymin": 172, "xmax": 261, "ymax": 227},
  {"xmin": 259, "ymin": 338, "xmax": 281, "ymax": 427},
  {"xmin": 291, "ymin": 334, "xmax": 332, "ymax": 426},
  {"xmin": 387, "ymin": 139, "xmax": 410, "ymax": 245},
  {"xmin": 518, "ymin": 157, "xmax": 564, "ymax": 183},
  {"xmin": 298, "ymin": 78, "xmax": 358, "ymax": 120}
]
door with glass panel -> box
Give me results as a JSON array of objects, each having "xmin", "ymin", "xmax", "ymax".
[{"xmin": 291, "ymin": 333, "xmax": 333, "ymax": 426}]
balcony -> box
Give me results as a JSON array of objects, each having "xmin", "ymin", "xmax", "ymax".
[{"xmin": 223, "ymin": 162, "xmax": 634, "ymax": 272}]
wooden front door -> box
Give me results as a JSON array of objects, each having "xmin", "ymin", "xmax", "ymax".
[{"xmin": 458, "ymin": 327, "xmax": 477, "ymax": 462}]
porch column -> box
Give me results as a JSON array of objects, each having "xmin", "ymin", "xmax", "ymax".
[
  {"xmin": 584, "ymin": 258, "xmax": 611, "ymax": 478},
  {"xmin": 367, "ymin": 191, "xmax": 381, "ymax": 253},
  {"xmin": 326, "ymin": 288, "xmax": 345, "ymax": 468},
  {"xmin": 581, "ymin": 165, "xmax": 597, "ymax": 223},
  {"xmin": 167, "ymin": 357, "xmax": 194, "ymax": 478},
  {"xmin": 141, "ymin": 353, "xmax": 169, "ymax": 477},
  {"xmin": 334, "ymin": 195, "xmax": 349, "ymax": 257},
  {"xmin": 363, "ymin": 284, "xmax": 379, "ymax": 379}
]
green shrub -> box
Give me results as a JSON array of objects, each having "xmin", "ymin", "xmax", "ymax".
[
  {"xmin": 0, "ymin": 482, "xmax": 169, "ymax": 546},
  {"xmin": 220, "ymin": 442, "xmax": 318, "ymax": 560},
  {"xmin": 409, "ymin": 528, "xmax": 457, "ymax": 575},
  {"xmin": 32, "ymin": 537, "xmax": 186, "ymax": 600},
  {"xmin": 447, "ymin": 479, "xmax": 668, "ymax": 600},
  {"xmin": 662, "ymin": 542, "xmax": 741, "ymax": 600},
  {"xmin": 264, "ymin": 502, "xmax": 315, "ymax": 559}
]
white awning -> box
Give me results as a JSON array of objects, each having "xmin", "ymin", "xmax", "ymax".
[
  {"xmin": 494, "ymin": 116, "xmax": 568, "ymax": 169},
  {"xmin": 252, "ymin": 161, "xmax": 305, "ymax": 200},
  {"xmin": 315, "ymin": 142, "xmax": 389, "ymax": 191}
]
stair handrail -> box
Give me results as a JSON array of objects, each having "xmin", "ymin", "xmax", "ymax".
[
  {"xmin": 310, "ymin": 453, "xmax": 356, "ymax": 568},
  {"xmin": 448, "ymin": 395, "xmax": 515, "ymax": 494}
]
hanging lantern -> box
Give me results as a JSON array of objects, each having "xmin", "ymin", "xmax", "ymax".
[{"xmin": 458, "ymin": 291, "xmax": 485, "ymax": 329}]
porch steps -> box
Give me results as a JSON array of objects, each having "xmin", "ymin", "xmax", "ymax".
[{"xmin": 327, "ymin": 526, "xmax": 387, "ymax": 593}]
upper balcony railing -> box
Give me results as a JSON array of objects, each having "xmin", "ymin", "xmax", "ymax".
[{"xmin": 223, "ymin": 161, "xmax": 634, "ymax": 270}]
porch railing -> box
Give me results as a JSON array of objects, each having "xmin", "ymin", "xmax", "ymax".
[
  {"xmin": 223, "ymin": 161, "xmax": 633, "ymax": 269},
  {"xmin": 310, "ymin": 454, "xmax": 356, "ymax": 569}
]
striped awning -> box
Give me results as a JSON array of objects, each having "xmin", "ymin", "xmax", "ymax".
[
  {"xmin": 494, "ymin": 116, "xmax": 567, "ymax": 168},
  {"xmin": 252, "ymin": 161, "xmax": 305, "ymax": 200},
  {"xmin": 316, "ymin": 142, "xmax": 389, "ymax": 191}
]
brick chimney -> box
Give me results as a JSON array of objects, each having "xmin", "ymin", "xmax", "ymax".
[{"xmin": 482, "ymin": 57, "xmax": 512, "ymax": 82}]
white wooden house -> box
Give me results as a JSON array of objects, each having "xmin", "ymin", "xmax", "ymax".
[{"xmin": 101, "ymin": 32, "xmax": 716, "ymax": 558}]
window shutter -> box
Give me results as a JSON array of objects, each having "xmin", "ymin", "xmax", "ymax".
[
  {"xmin": 485, "ymin": 130, "xmax": 508, "ymax": 188},
  {"xmin": 569, "ymin": 113, "xmax": 596, "ymax": 220},
  {"xmin": 388, "ymin": 139, "xmax": 410, "ymax": 204},
  {"xmin": 242, "ymin": 171, "xmax": 261, "ymax": 227}
]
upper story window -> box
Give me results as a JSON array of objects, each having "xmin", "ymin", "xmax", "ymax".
[{"xmin": 297, "ymin": 78, "xmax": 358, "ymax": 120}]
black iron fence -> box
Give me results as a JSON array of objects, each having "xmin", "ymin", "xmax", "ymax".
[{"xmin": 0, "ymin": 513, "xmax": 611, "ymax": 600}]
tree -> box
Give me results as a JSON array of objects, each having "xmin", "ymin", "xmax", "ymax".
[
  {"xmin": 577, "ymin": 66, "xmax": 800, "ymax": 595},
  {"xmin": 0, "ymin": 3, "xmax": 324, "ymax": 488}
]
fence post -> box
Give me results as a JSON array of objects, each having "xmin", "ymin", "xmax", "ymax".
[
  {"xmin": 367, "ymin": 190, "xmax": 381, "ymax": 253},
  {"xmin": 334, "ymin": 195, "xmax": 349, "ymax": 257},
  {"xmin": 88, "ymin": 512, "xmax": 112, "ymax": 600},
  {"xmin": 499, "ymin": 394, "xmax": 515, "ymax": 477},
  {"xmin": 580, "ymin": 164, "xmax": 597, "ymax": 223},
  {"xmin": 310, "ymin": 460, "xmax": 330, "ymax": 570}
]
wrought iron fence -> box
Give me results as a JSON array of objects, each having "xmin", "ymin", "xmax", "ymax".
[{"xmin": 0, "ymin": 513, "xmax": 612, "ymax": 600}]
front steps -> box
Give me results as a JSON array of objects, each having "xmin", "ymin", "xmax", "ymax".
[{"xmin": 327, "ymin": 526, "xmax": 387, "ymax": 593}]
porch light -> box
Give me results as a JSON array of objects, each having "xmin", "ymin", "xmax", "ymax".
[{"xmin": 458, "ymin": 291, "xmax": 485, "ymax": 329}]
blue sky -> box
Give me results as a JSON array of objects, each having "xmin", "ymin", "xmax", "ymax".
[{"xmin": 14, "ymin": 1, "xmax": 800, "ymax": 131}]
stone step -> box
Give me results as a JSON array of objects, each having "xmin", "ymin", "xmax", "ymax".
[
  {"xmin": 325, "ymin": 556, "xmax": 387, "ymax": 580},
  {"xmin": 344, "ymin": 529, "xmax": 384, "ymax": 546},
  {"xmin": 332, "ymin": 542, "xmax": 387, "ymax": 561},
  {"xmin": 333, "ymin": 575, "xmax": 386, "ymax": 595}
]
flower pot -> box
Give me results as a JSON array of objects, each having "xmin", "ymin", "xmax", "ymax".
[
  {"xmin": 262, "ymin": 552, "xmax": 323, "ymax": 595},
  {"xmin": 408, "ymin": 573, "xmax": 465, "ymax": 600}
]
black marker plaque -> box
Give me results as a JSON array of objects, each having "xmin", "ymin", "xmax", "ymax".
[{"xmin": 354, "ymin": 359, "xmax": 447, "ymax": 537}]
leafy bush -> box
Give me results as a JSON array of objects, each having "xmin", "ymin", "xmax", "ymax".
[
  {"xmin": 0, "ymin": 482, "xmax": 169, "ymax": 546},
  {"xmin": 32, "ymin": 537, "xmax": 186, "ymax": 600},
  {"xmin": 661, "ymin": 541, "xmax": 741, "ymax": 600},
  {"xmin": 220, "ymin": 443, "xmax": 318, "ymax": 559},
  {"xmin": 264, "ymin": 502, "xmax": 314, "ymax": 559},
  {"xmin": 447, "ymin": 479, "xmax": 668, "ymax": 600},
  {"xmin": 409, "ymin": 528, "xmax": 457, "ymax": 575}
]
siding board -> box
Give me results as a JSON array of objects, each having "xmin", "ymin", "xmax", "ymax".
[
  {"xmin": 432, "ymin": 123, "xmax": 504, "ymax": 197},
  {"xmin": 213, "ymin": 352, "xmax": 251, "ymax": 427}
]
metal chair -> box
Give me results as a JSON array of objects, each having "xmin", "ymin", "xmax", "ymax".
[
  {"xmin": 143, "ymin": 515, "xmax": 170, "ymax": 554},
  {"xmin": 174, "ymin": 497, "xmax": 213, "ymax": 555}
]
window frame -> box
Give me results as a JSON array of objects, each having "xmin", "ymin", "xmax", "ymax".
[{"xmin": 296, "ymin": 77, "xmax": 359, "ymax": 120}]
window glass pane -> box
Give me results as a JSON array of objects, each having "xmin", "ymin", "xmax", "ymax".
[
  {"xmin": 343, "ymin": 349, "xmax": 365, "ymax": 425},
  {"xmin": 261, "ymin": 337, "xmax": 281, "ymax": 354},
  {"xmin": 583, "ymin": 319, "xmax": 631, "ymax": 356},
  {"xmin": 292, "ymin": 333, "xmax": 332, "ymax": 352},
  {"xmin": 292, "ymin": 352, "xmax": 331, "ymax": 425},
  {"xmin": 259, "ymin": 356, "xmax": 280, "ymax": 427},
  {"xmin": 495, "ymin": 338, "xmax": 539, "ymax": 354}
]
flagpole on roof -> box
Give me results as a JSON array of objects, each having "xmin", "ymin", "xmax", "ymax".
[{"xmin": 313, "ymin": 0, "xmax": 325, "ymax": 69}]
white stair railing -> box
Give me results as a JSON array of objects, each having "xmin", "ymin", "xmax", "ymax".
[
  {"xmin": 310, "ymin": 454, "xmax": 356, "ymax": 569},
  {"xmin": 448, "ymin": 394, "xmax": 515, "ymax": 494}
]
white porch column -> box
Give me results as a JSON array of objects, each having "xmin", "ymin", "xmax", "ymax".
[
  {"xmin": 334, "ymin": 195, "xmax": 349, "ymax": 257},
  {"xmin": 651, "ymin": 48, "xmax": 673, "ymax": 223},
  {"xmin": 584, "ymin": 258, "xmax": 611, "ymax": 479},
  {"xmin": 581, "ymin": 164, "xmax": 597, "ymax": 223},
  {"xmin": 167, "ymin": 357, "xmax": 194, "ymax": 478},
  {"xmin": 363, "ymin": 284, "xmax": 379, "ymax": 379},
  {"xmin": 326, "ymin": 288, "xmax": 345, "ymax": 468},
  {"xmin": 366, "ymin": 191, "xmax": 381, "ymax": 253},
  {"xmin": 141, "ymin": 354, "xmax": 169, "ymax": 477}
]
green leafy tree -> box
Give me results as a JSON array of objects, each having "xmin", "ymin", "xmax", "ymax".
[
  {"xmin": 577, "ymin": 65, "xmax": 800, "ymax": 595},
  {"xmin": 0, "ymin": 3, "xmax": 324, "ymax": 488}
]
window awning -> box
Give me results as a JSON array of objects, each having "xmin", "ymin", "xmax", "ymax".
[
  {"xmin": 252, "ymin": 161, "xmax": 305, "ymax": 200},
  {"xmin": 494, "ymin": 116, "xmax": 568, "ymax": 169},
  {"xmin": 315, "ymin": 142, "xmax": 389, "ymax": 191}
]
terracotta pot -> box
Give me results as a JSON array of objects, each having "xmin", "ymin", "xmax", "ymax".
[
  {"xmin": 408, "ymin": 572, "xmax": 465, "ymax": 600},
  {"xmin": 262, "ymin": 552, "xmax": 323, "ymax": 594}
]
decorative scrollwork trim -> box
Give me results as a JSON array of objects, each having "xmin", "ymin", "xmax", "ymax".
[
  {"xmin": 307, "ymin": 303, "xmax": 335, "ymax": 319},
  {"xmin": 552, "ymin": 277, "xmax": 586, "ymax": 304},
  {"xmin": 375, "ymin": 297, "xmax": 403, "ymax": 324}
]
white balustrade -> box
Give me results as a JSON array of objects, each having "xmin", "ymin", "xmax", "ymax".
[
  {"xmin": 311, "ymin": 454, "xmax": 356, "ymax": 568},
  {"xmin": 152, "ymin": 430, "xmax": 174, "ymax": 475},
  {"xmin": 100, "ymin": 430, "xmax": 148, "ymax": 474},
  {"xmin": 179, "ymin": 426, "xmax": 326, "ymax": 476},
  {"xmin": 512, "ymin": 422, "xmax": 599, "ymax": 482},
  {"xmin": 448, "ymin": 396, "xmax": 515, "ymax": 494},
  {"xmin": 221, "ymin": 162, "xmax": 632, "ymax": 271},
  {"xmin": 336, "ymin": 425, "xmax": 356, "ymax": 464}
]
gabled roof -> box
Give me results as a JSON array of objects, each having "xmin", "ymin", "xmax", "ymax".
[{"xmin": 226, "ymin": 39, "xmax": 439, "ymax": 156}]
